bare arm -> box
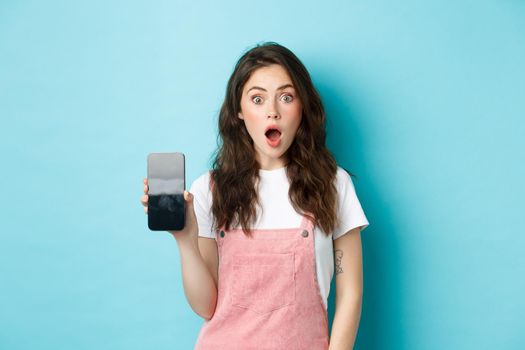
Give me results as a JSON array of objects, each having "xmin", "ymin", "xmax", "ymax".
[
  {"xmin": 173, "ymin": 233, "xmax": 218, "ymax": 321},
  {"xmin": 141, "ymin": 179, "xmax": 218, "ymax": 320},
  {"xmin": 329, "ymin": 227, "xmax": 364, "ymax": 350}
]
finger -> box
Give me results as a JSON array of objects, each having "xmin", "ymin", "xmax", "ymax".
[
  {"xmin": 140, "ymin": 194, "xmax": 148, "ymax": 205},
  {"xmin": 184, "ymin": 191, "xmax": 197, "ymax": 219},
  {"xmin": 144, "ymin": 184, "xmax": 148, "ymax": 193}
]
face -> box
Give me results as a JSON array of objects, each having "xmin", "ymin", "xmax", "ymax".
[{"xmin": 238, "ymin": 64, "xmax": 303, "ymax": 170}]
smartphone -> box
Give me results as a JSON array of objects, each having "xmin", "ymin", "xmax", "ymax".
[{"xmin": 147, "ymin": 152, "xmax": 185, "ymax": 231}]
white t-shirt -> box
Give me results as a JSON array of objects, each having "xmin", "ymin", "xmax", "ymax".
[{"xmin": 189, "ymin": 165, "xmax": 370, "ymax": 310}]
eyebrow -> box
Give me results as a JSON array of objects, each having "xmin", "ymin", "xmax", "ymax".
[{"xmin": 246, "ymin": 84, "xmax": 295, "ymax": 93}]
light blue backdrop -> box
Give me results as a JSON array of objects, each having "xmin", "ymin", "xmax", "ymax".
[{"xmin": 1, "ymin": 1, "xmax": 524, "ymax": 349}]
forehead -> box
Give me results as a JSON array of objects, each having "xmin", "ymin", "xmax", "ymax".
[{"xmin": 243, "ymin": 64, "xmax": 294, "ymax": 89}]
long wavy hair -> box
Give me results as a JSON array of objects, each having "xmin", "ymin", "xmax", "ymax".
[{"xmin": 210, "ymin": 41, "xmax": 345, "ymax": 237}]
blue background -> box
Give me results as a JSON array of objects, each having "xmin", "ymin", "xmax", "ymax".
[{"xmin": 1, "ymin": 1, "xmax": 524, "ymax": 349}]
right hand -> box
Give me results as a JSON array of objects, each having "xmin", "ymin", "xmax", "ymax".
[{"xmin": 140, "ymin": 178, "xmax": 199, "ymax": 240}]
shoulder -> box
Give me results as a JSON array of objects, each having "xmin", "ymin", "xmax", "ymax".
[
  {"xmin": 189, "ymin": 170, "xmax": 213, "ymax": 200},
  {"xmin": 335, "ymin": 166, "xmax": 355, "ymax": 191},
  {"xmin": 189, "ymin": 170, "xmax": 215, "ymax": 238},
  {"xmin": 332, "ymin": 165, "xmax": 369, "ymax": 239},
  {"xmin": 190, "ymin": 170, "xmax": 212, "ymax": 189}
]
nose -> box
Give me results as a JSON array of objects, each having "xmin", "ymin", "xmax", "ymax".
[
  {"xmin": 266, "ymin": 97, "xmax": 281, "ymax": 119},
  {"xmin": 266, "ymin": 105, "xmax": 280, "ymax": 119}
]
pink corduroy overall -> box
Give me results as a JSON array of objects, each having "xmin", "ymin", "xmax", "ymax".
[{"xmin": 194, "ymin": 211, "xmax": 330, "ymax": 349}]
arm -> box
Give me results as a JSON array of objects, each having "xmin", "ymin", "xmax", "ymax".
[
  {"xmin": 328, "ymin": 227, "xmax": 364, "ymax": 350},
  {"xmin": 142, "ymin": 180, "xmax": 219, "ymax": 321},
  {"xmin": 174, "ymin": 234, "xmax": 219, "ymax": 321}
]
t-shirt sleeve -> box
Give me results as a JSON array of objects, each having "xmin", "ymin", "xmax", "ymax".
[
  {"xmin": 189, "ymin": 172, "xmax": 215, "ymax": 239},
  {"xmin": 332, "ymin": 167, "xmax": 370, "ymax": 240}
]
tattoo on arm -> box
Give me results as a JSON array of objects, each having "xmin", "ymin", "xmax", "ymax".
[{"xmin": 335, "ymin": 249, "xmax": 343, "ymax": 275}]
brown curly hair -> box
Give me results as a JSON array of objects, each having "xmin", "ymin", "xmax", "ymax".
[{"xmin": 209, "ymin": 41, "xmax": 345, "ymax": 237}]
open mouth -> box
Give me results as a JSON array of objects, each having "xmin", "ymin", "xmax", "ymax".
[{"xmin": 265, "ymin": 128, "xmax": 282, "ymax": 141}]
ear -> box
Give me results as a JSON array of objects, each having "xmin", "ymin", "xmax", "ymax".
[{"xmin": 238, "ymin": 112, "xmax": 244, "ymax": 120}]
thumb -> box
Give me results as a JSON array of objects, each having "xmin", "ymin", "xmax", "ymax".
[
  {"xmin": 184, "ymin": 190, "xmax": 193, "ymax": 203},
  {"xmin": 184, "ymin": 191, "xmax": 197, "ymax": 220}
]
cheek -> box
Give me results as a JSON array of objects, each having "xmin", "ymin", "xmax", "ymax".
[
  {"xmin": 240, "ymin": 98, "xmax": 263, "ymax": 119},
  {"xmin": 240, "ymin": 101, "xmax": 261, "ymax": 130},
  {"xmin": 290, "ymin": 116, "xmax": 302, "ymax": 134},
  {"xmin": 285, "ymin": 101, "xmax": 302, "ymax": 119},
  {"xmin": 242, "ymin": 113, "xmax": 265, "ymax": 135},
  {"xmin": 288, "ymin": 105, "xmax": 303, "ymax": 127}
]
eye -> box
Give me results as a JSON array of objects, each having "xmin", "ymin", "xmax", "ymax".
[
  {"xmin": 252, "ymin": 96, "xmax": 263, "ymax": 104},
  {"xmin": 281, "ymin": 94, "xmax": 294, "ymax": 103}
]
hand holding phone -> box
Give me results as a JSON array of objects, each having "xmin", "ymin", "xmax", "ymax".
[
  {"xmin": 142, "ymin": 153, "xmax": 198, "ymax": 238},
  {"xmin": 141, "ymin": 177, "xmax": 198, "ymax": 240}
]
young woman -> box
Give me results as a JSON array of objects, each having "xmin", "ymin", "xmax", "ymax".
[{"xmin": 141, "ymin": 42, "xmax": 369, "ymax": 349}]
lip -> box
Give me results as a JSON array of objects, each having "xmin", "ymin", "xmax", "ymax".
[
  {"xmin": 264, "ymin": 124, "xmax": 282, "ymax": 134},
  {"xmin": 265, "ymin": 124, "xmax": 282, "ymax": 148},
  {"xmin": 266, "ymin": 136, "xmax": 281, "ymax": 148}
]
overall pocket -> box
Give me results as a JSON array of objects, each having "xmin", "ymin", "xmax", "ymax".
[{"xmin": 231, "ymin": 252, "xmax": 296, "ymax": 315}]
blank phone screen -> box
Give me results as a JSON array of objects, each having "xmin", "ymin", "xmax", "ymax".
[{"xmin": 147, "ymin": 152, "xmax": 185, "ymax": 231}]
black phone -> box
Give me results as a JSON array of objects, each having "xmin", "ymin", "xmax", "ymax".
[{"xmin": 147, "ymin": 152, "xmax": 185, "ymax": 231}]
